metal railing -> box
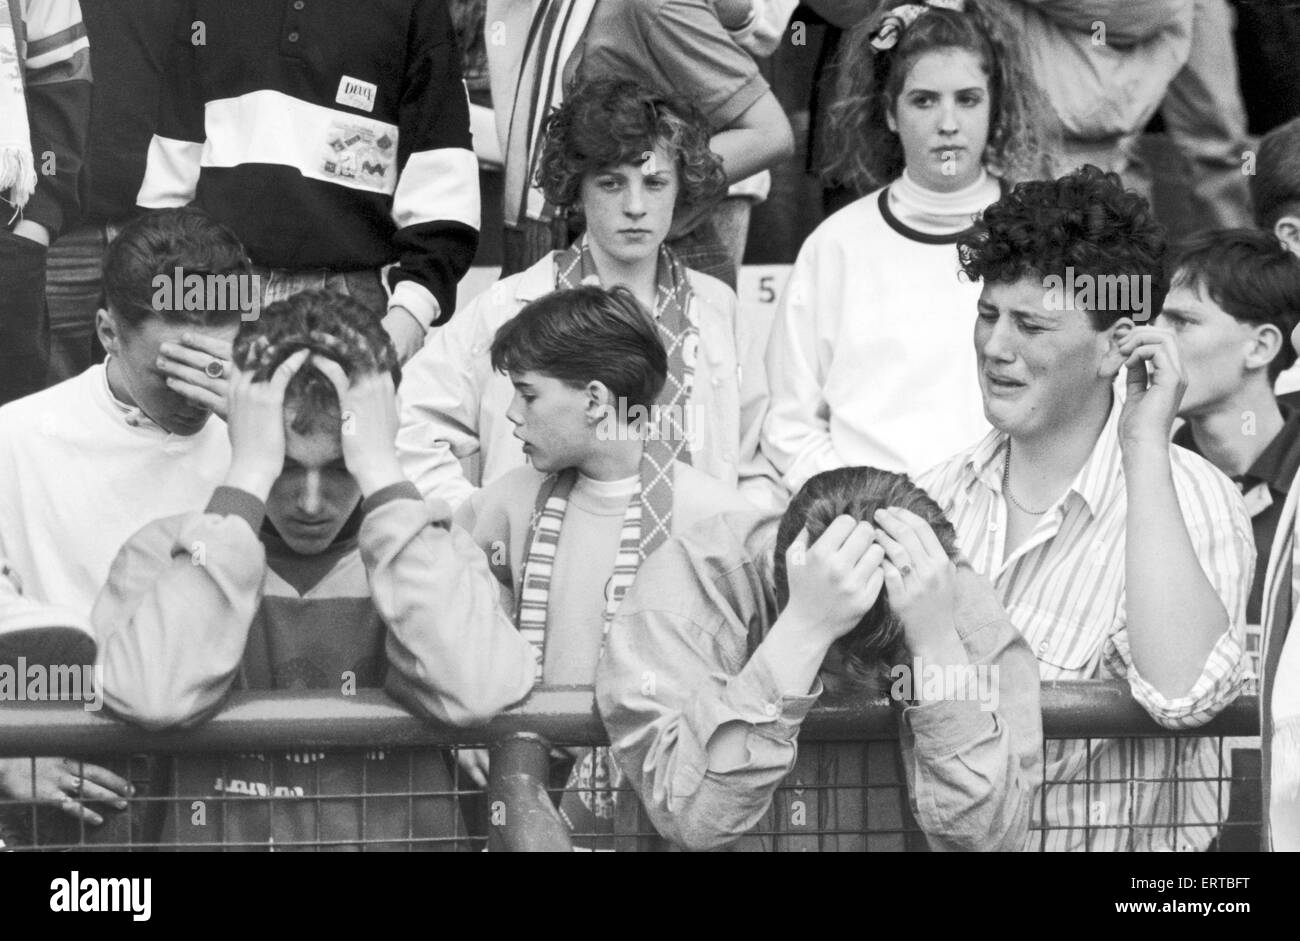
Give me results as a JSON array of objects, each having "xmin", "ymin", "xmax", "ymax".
[{"xmin": 0, "ymin": 682, "xmax": 1262, "ymax": 851}]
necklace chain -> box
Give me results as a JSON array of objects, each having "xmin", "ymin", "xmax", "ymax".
[{"xmin": 1002, "ymin": 442, "xmax": 1053, "ymax": 515}]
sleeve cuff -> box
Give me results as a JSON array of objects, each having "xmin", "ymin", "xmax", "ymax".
[
  {"xmin": 390, "ymin": 280, "xmax": 440, "ymax": 330},
  {"xmin": 1126, "ymin": 628, "xmax": 1245, "ymax": 726},
  {"xmin": 362, "ymin": 480, "xmax": 424, "ymax": 515},
  {"xmin": 715, "ymin": 643, "xmax": 822, "ymax": 737},
  {"xmin": 904, "ymin": 698, "xmax": 998, "ymax": 757},
  {"xmin": 206, "ymin": 486, "xmax": 266, "ymax": 535},
  {"xmin": 21, "ymin": 191, "xmax": 63, "ymax": 241}
]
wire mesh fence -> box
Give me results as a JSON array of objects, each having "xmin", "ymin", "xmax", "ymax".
[{"xmin": 0, "ymin": 683, "xmax": 1261, "ymax": 851}]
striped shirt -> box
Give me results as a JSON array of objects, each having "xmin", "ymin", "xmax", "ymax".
[
  {"xmin": 137, "ymin": 0, "xmax": 480, "ymax": 329},
  {"xmin": 12, "ymin": 0, "xmax": 91, "ymax": 238},
  {"xmin": 918, "ymin": 397, "xmax": 1253, "ymax": 851}
]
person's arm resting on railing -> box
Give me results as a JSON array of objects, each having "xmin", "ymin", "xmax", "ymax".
[
  {"xmin": 94, "ymin": 492, "xmax": 269, "ymax": 731},
  {"xmin": 894, "ymin": 565, "xmax": 1043, "ymax": 851},
  {"xmin": 596, "ymin": 517, "xmax": 822, "ymax": 851},
  {"xmin": 871, "ymin": 509, "xmax": 1042, "ymax": 851},
  {"xmin": 1117, "ymin": 326, "xmax": 1252, "ymax": 728},
  {"xmin": 363, "ymin": 490, "xmax": 537, "ymax": 726}
]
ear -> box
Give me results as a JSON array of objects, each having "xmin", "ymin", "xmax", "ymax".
[
  {"xmin": 1098, "ymin": 317, "xmax": 1135, "ymax": 380},
  {"xmin": 95, "ymin": 306, "xmax": 122, "ymax": 356},
  {"xmin": 584, "ymin": 380, "xmax": 614, "ymax": 425},
  {"xmin": 1246, "ymin": 322, "xmax": 1284, "ymax": 375},
  {"xmin": 885, "ymin": 100, "xmax": 898, "ymax": 135},
  {"xmin": 1275, "ymin": 216, "xmax": 1300, "ymax": 258}
]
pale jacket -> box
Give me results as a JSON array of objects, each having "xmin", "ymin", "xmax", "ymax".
[{"xmin": 397, "ymin": 251, "xmax": 780, "ymax": 511}]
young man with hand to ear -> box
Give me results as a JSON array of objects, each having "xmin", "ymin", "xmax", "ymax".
[{"xmin": 920, "ymin": 166, "xmax": 1254, "ymax": 851}]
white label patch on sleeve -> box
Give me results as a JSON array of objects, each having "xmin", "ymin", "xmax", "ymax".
[{"xmin": 336, "ymin": 76, "xmax": 378, "ymax": 113}]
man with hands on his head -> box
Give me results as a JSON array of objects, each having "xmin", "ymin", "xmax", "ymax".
[
  {"xmin": 597, "ymin": 466, "xmax": 1042, "ymax": 852},
  {"xmin": 94, "ymin": 289, "xmax": 536, "ymax": 850}
]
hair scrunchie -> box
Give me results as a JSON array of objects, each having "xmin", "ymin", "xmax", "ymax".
[{"xmin": 870, "ymin": 0, "xmax": 967, "ymax": 51}]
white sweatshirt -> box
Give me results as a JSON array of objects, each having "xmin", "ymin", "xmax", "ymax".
[
  {"xmin": 0, "ymin": 365, "xmax": 231, "ymax": 623},
  {"xmin": 761, "ymin": 171, "xmax": 997, "ymax": 490}
]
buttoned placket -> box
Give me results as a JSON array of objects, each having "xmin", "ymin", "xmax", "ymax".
[
  {"xmin": 989, "ymin": 494, "xmax": 1070, "ymax": 581},
  {"xmin": 281, "ymin": 0, "xmax": 306, "ymax": 58}
]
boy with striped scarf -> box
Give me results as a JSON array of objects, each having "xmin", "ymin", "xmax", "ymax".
[{"xmin": 454, "ymin": 284, "xmax": 755, "ymax": 849}]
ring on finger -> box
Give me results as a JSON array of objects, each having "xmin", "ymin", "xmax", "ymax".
[
  {"xmin": 899, "ymin": 563, "xmax": 914, "ymax": 578},
  {"xmin": 205, "ymin": 358, "xmax": 227, "ymax": 379}
]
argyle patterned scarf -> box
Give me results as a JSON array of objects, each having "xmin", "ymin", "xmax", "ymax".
[{"xmin": 554, "ymin": 236, "xmax": 698, "ymax": 549}]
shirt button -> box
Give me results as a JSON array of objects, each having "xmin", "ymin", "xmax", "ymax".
[
  {"xmin": 1038, "ymin": 642, "xmax": 1049, "ymax": 653},
  {"xmin": 988, "ymin": 519, "xmax": 999, "ymax": 532},
  {"xmin": 764, "ymin": 703, "xmax": 778, "ymax": 717},
  {"xmin": 293, "ymin": 0, "xmax": 305, "ymax": 8},
  {"xmin": 287, "ymin": 31, "xmax": 300, "ymax": 42}
]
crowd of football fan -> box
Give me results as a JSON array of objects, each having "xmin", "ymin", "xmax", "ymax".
[{"xmin": 2, "ymin": 0, "xmax": 1300, "ymax": 852}]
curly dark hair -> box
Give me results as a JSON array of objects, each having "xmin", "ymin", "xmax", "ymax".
[
  {"xmin": 822, "ymin": 0, "xmax": 1057, "ymax": 193},
  {"xmin": 534, "ymin": 77, "xmax": 726, "ymax": 212},
  {"xmin": 772, "ymin": 467, "xmax": 959, "ymax": 679},
  {"xmin": 957, "ymin": 165, "xmax": 1169, "ymax": 329},
  {"xmin": 233, "ymin": 289, "xmax": 400, "ymax": 433}
]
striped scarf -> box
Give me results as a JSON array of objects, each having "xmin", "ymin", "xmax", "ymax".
[
  {"xmin": 503, "ymin": 0, "xmax": 596, "ymax": 227},
  {"xmin": 514, "ymin": 468, "xmax": 644, "ymax": 676},
  {"xmin": 516, "ymin": 240, "xmax": 697, "ymax": 848},
  {"xmin": 0, "ymin": 0, "xmax": 36, "ymax": 215},
  {"xmin": 515, "ymin": 463, "xmax": 648, "ymax": 850}
]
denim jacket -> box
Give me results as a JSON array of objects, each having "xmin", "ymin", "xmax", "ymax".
[{"xmin": 596, "ymin": 511, "xmax": 1043, "ymax": 851}]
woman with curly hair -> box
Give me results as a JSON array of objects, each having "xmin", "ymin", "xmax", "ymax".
[
  {"xmin": 762, "ymin": 0, "xmax": 1058, "ymax": 492},
  {"xmin": 397, "ymin": 77, "xmax": 779, "ymax": 513}
]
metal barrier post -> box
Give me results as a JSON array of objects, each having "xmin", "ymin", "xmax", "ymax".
[{"xmin": 487, "ymin": 732, "xmax": 572, "ymax": 852}]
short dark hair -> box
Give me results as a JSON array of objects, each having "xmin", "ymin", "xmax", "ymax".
[
  {"xmin": 958, "ymin": 164, "xmax": 1169, "ymax": 329},
  {"xmin": 103, "ymin": 207, "xmax": 251, "ymax": 327},
  {"xmin": 772, "ymin": 467, "xmax": 959, "ymax": 677},
  {"xmin": 232, "ymin": 289, "xmax": 399, "ymax": 434},
  {"xmin": 490, "ymin": 285, "xmax": 667, "ymax": 411},
  {"xmin": 1252, "ymin": 116, "xmax": 1300, "ymax": 230},
  {"xmin": 535, "ymin": 77, "xmax": 726, "ymax": 211},
  {"xmin": 1170, "ymin": 228, "xmax": 1300, "ymax": 381}
]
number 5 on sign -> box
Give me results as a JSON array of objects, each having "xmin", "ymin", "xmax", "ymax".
[
  {"xmin": 737, "ymin": 265, "xmax": 793, "ymax": 345},
  {"xmin": 738, "ymin": 266, "xmax": 792, "ymax": 308}
]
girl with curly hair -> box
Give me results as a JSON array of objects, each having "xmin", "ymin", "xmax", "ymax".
[
  {"xmin": 398, "ymin": 77, "xmax": 780, "ymax": 513},
  {"xmin": 762, "ymin": 0, "xmax": 1059, "ymax": 491}
]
